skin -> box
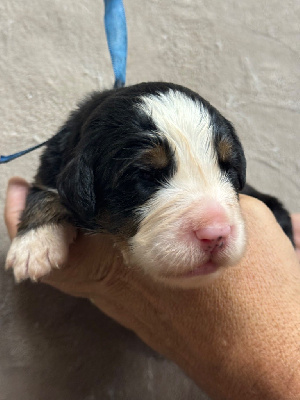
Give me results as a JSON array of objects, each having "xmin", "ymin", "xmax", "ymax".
[{"xmin": 4, "ymin": 177, "xmax": 300, "ymax": 400}]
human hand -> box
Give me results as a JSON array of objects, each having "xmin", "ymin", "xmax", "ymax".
[{"xmin": 4, "ymin": 177, "xmax": 300, "ymax": 400}]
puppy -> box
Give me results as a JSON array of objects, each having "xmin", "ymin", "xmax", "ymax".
[{"xmin": 5, "ymin": 82, "xmax": 294, "ymax": 287}]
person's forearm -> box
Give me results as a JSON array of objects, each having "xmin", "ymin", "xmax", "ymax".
[{"xmin": 93, "ymin": 266, "xmax": 300, "ymax": 399}]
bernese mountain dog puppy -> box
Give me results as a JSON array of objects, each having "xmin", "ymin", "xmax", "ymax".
[{"xmin": 5, "ymin": 82, "xmax": 294, "ymax": 287}]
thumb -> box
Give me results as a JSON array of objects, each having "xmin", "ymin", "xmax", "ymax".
[
  {"xmin": 4, "ymin": 177, "xmax": 30, "ymax": 240},
  {"xmin": 291, "ymin": 214, "xmax": 300, "ymax": 260}
]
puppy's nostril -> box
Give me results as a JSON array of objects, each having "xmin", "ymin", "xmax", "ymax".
[
  {"xmin": 201, "ymin": 238, "xmax": 214, "ymax": 243},
  {"xmin": 200, "ymin": 237, "xmax": 223, "ymax": 244},
  {"xmin": 195, "ymin": 225, "xmax": 231, "ymax": 242}
]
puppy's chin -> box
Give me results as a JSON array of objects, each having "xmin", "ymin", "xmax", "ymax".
[
  {"xmin": 151, "ymin": 263, "xmax": 225, "ymax": 288},
  {"xmin": 119, "ymin": 241, "xmax": 244, "ymax": 288},
  {"xmin": 122, "ymin": 254, "xmax": 244, "ymax": 289},
  {"xmin": 148, "ymin": 248, "xmax": 248, "ymax": 288}
]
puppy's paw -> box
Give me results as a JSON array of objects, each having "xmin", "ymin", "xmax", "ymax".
[{"xmin": 5, "ymin": 224, "xmax": 76, "ymax": 282}]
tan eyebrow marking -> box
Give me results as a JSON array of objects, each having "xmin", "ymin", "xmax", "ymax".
[
  {"xmin": 218, "ymin": 139, "xmax": 232, "ymax": 162},
  {"xmin": 142, "ymin": 145, "xmax": 170, "ymax": 169}
]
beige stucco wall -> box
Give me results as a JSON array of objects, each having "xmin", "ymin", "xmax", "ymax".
[{"xmin": 0, "ymin": 1, "xmax": 299, "ymax": 399}]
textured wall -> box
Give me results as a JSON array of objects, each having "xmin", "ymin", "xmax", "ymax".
[{"xmin": 0, "ymin": 0, "xmax": 299, "ymax": 399}]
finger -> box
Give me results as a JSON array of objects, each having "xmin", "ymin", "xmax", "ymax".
[
  {"xmin": 4, "ymin": 177, "xmax": 30, "ymax": 240},
  {"xmin": 291, "ymin": 214, "xmax": 300, "ymax": 245},
  {"xmin": 291, "ymin": 214, "xmax": 300, "ymax": 260}
]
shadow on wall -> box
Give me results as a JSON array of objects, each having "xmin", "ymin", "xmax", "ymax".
[{"xmin": 0, "ymin": 255, "xmax": 208, "ymax": 400}]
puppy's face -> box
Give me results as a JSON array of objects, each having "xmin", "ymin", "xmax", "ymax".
[{"xmin": 59, "ymin": 83, "xmax": 246, "ymax": 287}]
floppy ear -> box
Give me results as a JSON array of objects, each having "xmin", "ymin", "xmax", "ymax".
[
  {"xmin": 236, "ymin": 144, "xmax": 246, "ymax": 191},
  {"xmin": 227, "ymin": 140, "xmax": 246, "ymax": 192},
  {"xmin": 57, "ymin": 155, "xmax": 96, "ymax": 224}
]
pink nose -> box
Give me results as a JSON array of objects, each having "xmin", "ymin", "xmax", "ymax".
[{"xmin": 195, "ymin": 225, "xmax": 231, "ymax": 253}]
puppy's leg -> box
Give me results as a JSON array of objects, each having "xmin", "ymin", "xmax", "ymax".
[{"xmin": 5, "ymin": 186, "xmax": 76, "ymax": 282}]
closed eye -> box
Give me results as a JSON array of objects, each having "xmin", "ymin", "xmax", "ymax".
[{"xmin": 139, "ymin": 168, "xmax": 158, "ymax": 183}]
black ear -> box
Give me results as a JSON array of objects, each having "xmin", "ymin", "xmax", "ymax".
[
  {"xmin": 226, "ymin": 139, "xmax": 246, "ymax": 192},
  {"xmin": 235, "ymin": 143, "xmax": 246, "ymax": 191},
  {"xmin": 57, "ymin": 155, "xmax": 96, "ymax": 224}
]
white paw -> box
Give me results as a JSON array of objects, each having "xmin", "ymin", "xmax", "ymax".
[{"xmin": 5, "ymin": 224, "xmax": 76, "ymax": 282}]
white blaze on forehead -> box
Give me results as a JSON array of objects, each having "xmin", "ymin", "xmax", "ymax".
[{"xmin": 139, "ymin": 89, "xmax": 222, "ymax": 191}]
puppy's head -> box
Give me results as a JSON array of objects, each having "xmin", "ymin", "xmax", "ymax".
[{"xmin": 58, "ymin": 82, "xmax": 247, "ymax": 287}]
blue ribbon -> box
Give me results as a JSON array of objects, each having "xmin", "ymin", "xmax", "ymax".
[
  {"xmin": 0, "ymin": 0, "xmax": 128, "ymax": 164},
  {"xmin": 0, "ymin": 141, "xmax": 49, "ymax": 164},
  {"xmin": 104, "ymin": 0, "xmax": 127, "ymax": 88}
]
